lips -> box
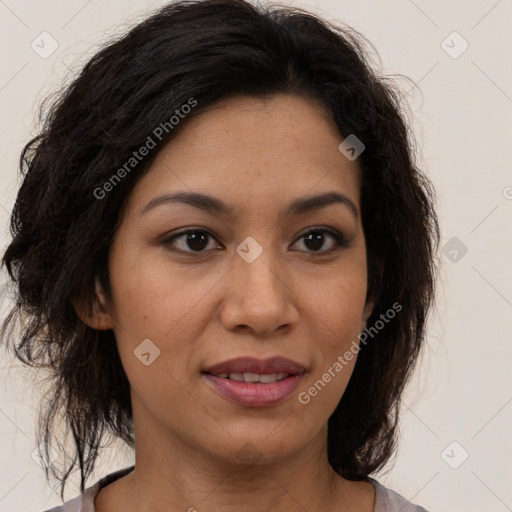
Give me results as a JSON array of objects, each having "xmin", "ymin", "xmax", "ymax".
[
  {"xmin": 203, "ymin": 356, "xmax": 306, "ymax": 377},
  {"xmin": 202, "ymin": 356, "xmax": 306, "ymax": 407},
  {"xmin": 213, "ymin": 372, "xmax": 289, "ymax": 383}
]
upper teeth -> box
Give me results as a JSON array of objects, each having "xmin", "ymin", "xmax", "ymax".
[{"xmin": 216, "ymin": 372, "xmax": 288, "ymax": 383}]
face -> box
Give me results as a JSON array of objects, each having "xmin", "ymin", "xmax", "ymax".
[{"xmin": 87, "ymin": 93, "xmax": 372, "ymax": 466}]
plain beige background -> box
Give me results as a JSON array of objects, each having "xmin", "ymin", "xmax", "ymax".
[{"xmin": 1, "ymin": 1, "xmax": 511, "ymax": 511}]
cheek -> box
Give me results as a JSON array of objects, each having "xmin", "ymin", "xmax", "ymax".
[
  {"xmin": 302, "ymin": 267, "xmax": 368, "ymax": 348},
  {"xmin": 106, "ymin": 240, "xmax": 227, "ymax": 403},
  {"xmin": 107, "ymin": 240, "xmax": 219, "ymax": 340},
  {"xmin": 297, "ymin": 263, "xmax": 367, "ymax": 410}
]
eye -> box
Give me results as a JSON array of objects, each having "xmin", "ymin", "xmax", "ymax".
[
  {"xmin": 162, "ymin": 226, "xmax": 349, "ymax": 255},
  {"xmin": 163, "ymin": 229, "xmax": 221, "ymax": 254},
  {"xmin": 291, "ymin": 227, "xmax": 349, "ymax": 255}
]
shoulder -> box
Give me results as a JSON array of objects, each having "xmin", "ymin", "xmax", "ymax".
[
  {"xmin": 40, "ymin": 490, "xmax": 95, "ymax": 512},
  {"xmin": 370, "ymin": 478, "xmax": 430, "ymax": 512},
  {"xmin": 40, "ymin": 465, "xmax": 135, "ymax": 512},
  {"xmin": 40, "ymin": 484, "xmax": 100, "ymax": 512}
]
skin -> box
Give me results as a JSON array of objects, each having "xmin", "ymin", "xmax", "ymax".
[{"xmin": 77, "ymin": 93, "xmax": 375, "ymax": 511}]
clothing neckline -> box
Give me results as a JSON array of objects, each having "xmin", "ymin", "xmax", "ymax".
[{"xmin": 85, "ymin": 465, "xmax": 388, "ymax": 511}]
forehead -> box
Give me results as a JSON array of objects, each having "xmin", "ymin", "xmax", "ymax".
[{"xmin": 126, "ymin": 93, "xmax": 362, "ymax": 216}]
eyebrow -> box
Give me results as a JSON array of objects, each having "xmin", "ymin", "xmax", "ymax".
[{"xmin": 139, "ymin": 190, "xmax": 358, "ymax": 219}]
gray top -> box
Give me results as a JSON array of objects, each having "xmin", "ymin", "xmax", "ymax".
[{"xmin": 42, "ymin": 466, "xmax": 429, "ymax": 512}]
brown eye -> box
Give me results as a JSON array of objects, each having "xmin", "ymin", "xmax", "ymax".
[
  {"xmin": 292, "ymin": 227, "xmax": 348, "ymax": 254},
  {"xmin": 164, "ymin": 229, "xmax": 221, "ymax": 253}
]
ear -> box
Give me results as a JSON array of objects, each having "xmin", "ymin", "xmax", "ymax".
[
  {"xmin": 71, "ymin": 278, "xmax": 114, "ymax": 330},
  {"xmin": 361, "ymin": 298, "xmax": 374, "ymax": 329}
]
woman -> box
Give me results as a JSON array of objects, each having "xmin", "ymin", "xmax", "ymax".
[{"xmin": 1, "ymin": 0, "xmax": 439, "ymax": 510}]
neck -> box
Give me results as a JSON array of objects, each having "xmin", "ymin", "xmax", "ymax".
[{"xmin": 95, "ymin": 399, "xmax": 374, "ymax": 512}]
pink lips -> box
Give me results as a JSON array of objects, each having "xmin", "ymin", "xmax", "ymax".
[
  {"xmin": 204, "ymin": 356, "xmax": 306, "ymax": 376},
  {"xmin": 203, "ymin": 356, "xmax": 306, "ymax": 407}
]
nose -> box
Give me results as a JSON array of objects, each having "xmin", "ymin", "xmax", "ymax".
[{"xmin": 219, "ymin": 245, "xmax": 299, "ymax": 336}]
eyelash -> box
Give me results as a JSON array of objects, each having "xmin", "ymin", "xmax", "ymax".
[{"xmin": 162, "ymin": 226, "xmax": 349, "ymax": 256}]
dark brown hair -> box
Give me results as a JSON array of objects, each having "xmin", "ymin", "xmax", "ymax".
[{"xmin": 1, "ymin": 0, "xmax": 439, "ymax": 498}]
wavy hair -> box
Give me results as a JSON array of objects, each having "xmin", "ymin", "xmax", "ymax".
[{"xmin": 1, "ymin": 0, "xmax": 439, "ymax": 498}]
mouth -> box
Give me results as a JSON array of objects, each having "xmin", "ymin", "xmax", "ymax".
[
  {"xmin": 209, "ymin": 372, "xmax": 291, "ymax": 383},
  {"xmin": 202, "ymin": 356, "xmax": 306, "ymax": 407}
]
